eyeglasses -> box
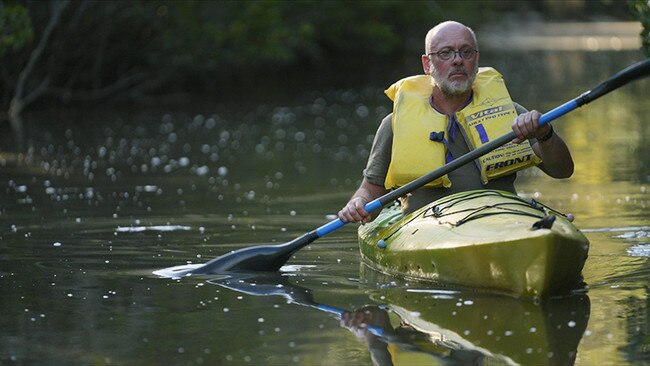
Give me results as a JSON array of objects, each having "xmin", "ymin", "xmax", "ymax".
[{"xmin": 427, "ymin": 47, "xmax": 478, "ymax": 61}]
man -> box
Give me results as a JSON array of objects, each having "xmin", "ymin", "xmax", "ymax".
[{"xmin": 338, "ymin": 21, "xmax": 574, "ymax": 224}]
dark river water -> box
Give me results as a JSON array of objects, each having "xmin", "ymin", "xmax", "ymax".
[{"xmin": 1, "ymin": 50, "xmax": 648, "ymax": 365}]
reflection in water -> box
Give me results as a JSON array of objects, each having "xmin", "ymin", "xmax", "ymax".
[
  {"xmin": 208, "ymin": 271, "xmax": 590, "ymax": 366},
  {"xmin": 480, "ymin": 22, "xmax": 642, "ymax": 51},
  {"xmin": 619, "ymin": 288, "xmax": 650, "ymax": 362}
]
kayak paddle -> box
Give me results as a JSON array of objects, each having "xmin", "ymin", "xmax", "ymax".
[{"xmin": 163, "ymin": 58, "xmax": 650, "ymax": 277}]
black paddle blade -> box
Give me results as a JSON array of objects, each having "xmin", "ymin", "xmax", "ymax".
[
  {"xmin": 154, "ymin": 231, "xmax": 319, "ymax": 278},
  {"xmin": 580, "ymin": 58, "xmax": 650, "ymax": 105}
]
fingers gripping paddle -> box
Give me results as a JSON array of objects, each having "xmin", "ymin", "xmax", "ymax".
[{"xmin": 166, "ymin": 58, "xmax": 650, "ymax": 277}]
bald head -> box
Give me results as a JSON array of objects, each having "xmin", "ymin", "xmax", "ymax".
[{"xmin": 424, "ymin": 21, "xmax": 478, "ymax": 54}]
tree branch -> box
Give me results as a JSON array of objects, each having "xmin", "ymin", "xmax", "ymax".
[
  {"xmin": 8, "ymin": 0, "xmax": 69, "ymax": 149},
  {"xmin": 45, "ymin": 72, "xmax": 146, "ymax": 101},
  {"xmin": 14, "ymin": 0, "xmax": 69, "ymax": 101}
]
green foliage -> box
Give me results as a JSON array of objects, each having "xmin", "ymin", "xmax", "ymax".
[
  {"xmin": 0, "ymin": 0, "xmax": 641, "ymax": 110},
  {"xmin": 156, "ymin": 2, "xmax": 319, "ymax": 72},
  {"xmin": 153, "ymin": 1, "xmax": 433, "ymax": 76},
  {"xmin": 630, "ymin": 0, "xmax": 650, "ymax": 56},
  {"xmin": 0, "ymin": 0, "xmax": 454, "ymax": 103},
  {"xmin": 0, "ymin": 3, "xmax": 34, "ymax": 57}
]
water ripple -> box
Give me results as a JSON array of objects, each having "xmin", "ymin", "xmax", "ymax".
[
  {"xmin": 582, "ymin": 226, "xmax": 650, "ymax": 233},
  {"xmin": 626, "ymin": 244, "xmax": 650, "ymax": 257},
  {"xmin": 115, "ymin": 225, "xmax": 192, "ymax": 233}
]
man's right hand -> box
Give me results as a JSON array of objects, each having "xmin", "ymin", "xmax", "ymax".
[
  {"xmin": 338, "ymin": 178, "xmax": 388, "ymax": 224},
  {"xmin": 338, "ymin": 196, "xmax": 372, "ymax": 224}
]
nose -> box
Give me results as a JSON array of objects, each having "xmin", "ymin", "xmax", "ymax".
[{"xmin": 451, "ymin": 51, "xmax": 464, "ymax": 64}]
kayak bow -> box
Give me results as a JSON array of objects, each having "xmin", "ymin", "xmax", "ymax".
[{"xmin": 358, "ymin": 190, "xmax": 589, "ymax": 297}]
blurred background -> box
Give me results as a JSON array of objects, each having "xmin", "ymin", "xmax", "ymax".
[{"xmin": 1, "ymin": 0, "xmax": 649, "ymax": 149}]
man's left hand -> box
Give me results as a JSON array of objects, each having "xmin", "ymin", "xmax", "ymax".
[{"xmin": 511, "ymin": 110, "xmax": 550, "ymax": 144}]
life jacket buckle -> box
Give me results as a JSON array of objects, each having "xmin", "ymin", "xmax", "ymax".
[{"xmin": 429, "ymin": 131, "xmax": 445, "ymax": 142}]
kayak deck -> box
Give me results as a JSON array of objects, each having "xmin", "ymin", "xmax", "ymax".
[{"xmin": 358, "ymin": 190, "xmax": 589, "ymax": 297}]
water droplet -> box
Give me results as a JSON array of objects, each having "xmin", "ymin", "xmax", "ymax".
[
  {"xmin": 355, "ymin": 105, "xmax": 369, "ymax": 118},
  {"xmin": 196, "ymin": 166, "xmax": 209, "ymax": 176}
]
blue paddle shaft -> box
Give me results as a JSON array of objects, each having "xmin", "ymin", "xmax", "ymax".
[
  {"xmin": 313, "ymin": 58, "xmax": 650, "ymax": 240},
  {"xmin": 314, "ymin": 102, "xmax": 578, "ymax": 238},
  {"xmin": 315, "ymin": 200, "xmax": 382, "ymax": 236},
  {"xmin": 539, "ymin": 100, "xmax": 578, "ymax": 126}
]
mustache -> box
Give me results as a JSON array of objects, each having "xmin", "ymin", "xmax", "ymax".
[{"xmin": 448, "ymin": 67, "xmax": 467, "ymax": 76}]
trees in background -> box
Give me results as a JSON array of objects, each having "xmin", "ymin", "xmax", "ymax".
[
  {"xmin": 4, "ymin": 1, "xmax": 68, "ymax": 148},
  {"xmin": 0, "ymin": 0, "xmax": 644, "ymax": 150},
  {"xmin": 0, "ymin": 1, "xmax": 434, "ymax": 149}
]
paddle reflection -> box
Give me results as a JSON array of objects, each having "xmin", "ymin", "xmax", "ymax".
[{"xmin": 208, "ymin": 272, "xmax": 590, "ymax": 366}]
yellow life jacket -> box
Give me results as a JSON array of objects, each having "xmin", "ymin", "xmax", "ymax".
[{"xmin": 384, "ymin": 67, "xmax": 541, "ymax": 189}]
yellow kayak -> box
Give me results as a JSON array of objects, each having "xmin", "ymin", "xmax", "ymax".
[{"xmin": 358, "ymin": 190, "xmax": 589, "ymax": 297}]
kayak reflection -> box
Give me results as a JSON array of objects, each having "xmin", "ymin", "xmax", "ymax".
[
  {"xmin": 359, "ymin": 265, "xmax": 590, "ymax": 365},
  {"xmin": 208, "ymin": 271, "xmax": 590, "ymax": 365}
]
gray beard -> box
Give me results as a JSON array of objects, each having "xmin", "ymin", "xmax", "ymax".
[
  {"xmin": 432, "ymin": 66, "xmax": 477, "ymax": 97},
  {"xmin": 439, "ymin": 81, "xmax": 471, "ymax": 97}
]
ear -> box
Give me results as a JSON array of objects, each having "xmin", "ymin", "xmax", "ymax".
[{"xmin": 421, "ymin": 54, "xmax": 431, "ymax": 74}]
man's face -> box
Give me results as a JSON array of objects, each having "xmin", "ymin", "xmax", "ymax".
[{"xmin": 423, "ymin": 26, "xmax": 479, "ymax": 97}]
